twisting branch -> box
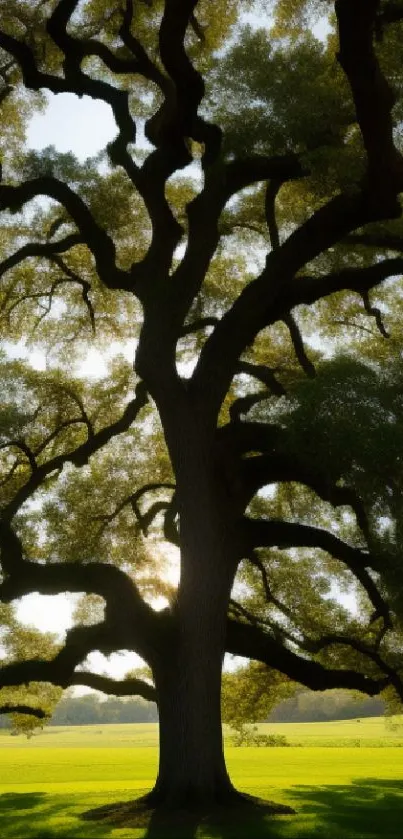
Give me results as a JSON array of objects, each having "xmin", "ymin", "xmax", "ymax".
[
  {"xmin": 46, "ymin": 0, "xmax": 139, "ymax": 174},
  {"xmin": 361, "ymin": 290, "xmax": 389, "ymax": 338},
  {"xmin": 239, "ymin": 452, "xmax": 370, "ymax": 540},
  {"xmin": 166, "ymin": 154, "xmax": 306, "ymax": 333},
  {"xmin": 224, "ymin": 156, "xmax": 304, "ymax": 199},
  {"xmin": 119, "ymin": 0, "xmax": 168, "ymax": 91},
  {"xmin": 6, "ymin": 271, "xmax": 95, "ymax": 335},
  {"xmin": 194, "ymin": 238, "xmax": 403, "ymax": 426},
  {"xmin": 156, "ymin": 0, "xmax": 221, "ymax": 159},
  {"xmin": 50, "ymin": 254, "xmax": 96, "ymax": 333},
  {"xmin": 309, "ymin": 633, "xmax": 403, "ymax": 699},
  {"xmin": 0, "ymin": 623, "xmax": 117, "ymax": 692},
  {"xmin": 0, "ymin": 178, "xmax": 129, "ymax": 291},
  {"xmin": 230, "ymin": 598, "xmax": 303, "ymax": 649},
  {"xmin": 335, "ymin": 0, "xmax": 403, "ymax": 205},
  {"xmin": 1, "ymin": 382, "xmax": 148, "ymax": 522},
  {"xmin": 283, "ymin": 313, "xmax": 316, "ymax": 378},
  {"xmin": 242, "ymin": 516, "xmax": 390, "ymax": 626},
  {"xmin": 236, "ymin": 361, "xmax": 286, "ymax": 396},
  {"xmin": 0, "ymin": 534, "xmax": 162, "ymax": 668},
  {"xmin": 229, "ymin": 392, "xmax": 272, "ymax": 423},
  {"xmin": 0, "ymin": 233, "xmax": 83, "ymax": 280},
  {"xmin": 230, "ymin": 590, "xmax": 400, "ymax": 696},
  {"xmin": 0, "ymin": 600, "xmax": 166, "ymax": 693},
  {"xmin": 0, "ymin": 440, "xmax": 37, "ymax": 474},
  {"xmin": 92, "ymin": 482, "xmax": 175, "ymax": 538}
]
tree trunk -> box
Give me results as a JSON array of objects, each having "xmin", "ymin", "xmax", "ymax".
[
  {"xmin": 148, "ymin": 526, "xmax": 238, "ymax": 808},
  {"xmin": 150, "ymin": 647, "xmax": 233, "ymax": 808},
  {"xmin": 135, "ymin": 388, "xmax": 242, "ymax": 808}
]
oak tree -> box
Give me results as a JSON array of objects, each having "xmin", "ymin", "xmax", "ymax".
[{"xmin": 1, "ymin": 0, "xmax": 403, "ymax": 815}]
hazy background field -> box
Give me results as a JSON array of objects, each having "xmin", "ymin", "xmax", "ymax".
[{"xmin": 1, "ymin": 717, "xmax": 403, "ymax": 838}]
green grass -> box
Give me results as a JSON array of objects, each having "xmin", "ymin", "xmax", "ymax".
[{"xmin": 1, "ymin": 718, "xmax": 403, "ymax": 838}]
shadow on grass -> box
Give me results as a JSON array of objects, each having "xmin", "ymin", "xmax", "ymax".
[
  {"xmin": 1, "ymin": 779, "xmax": 403, "ymax": 838},
  {"xmin": 140, "ymin": 795, "xmax": 292, "ymax": 839},
  {"xmin": 282, "ymin": 778, "xmax": 403, "ymax": 839},
  {"xmin": 0, "ymin": 792, "xmax": 46, "ymax": 812}
]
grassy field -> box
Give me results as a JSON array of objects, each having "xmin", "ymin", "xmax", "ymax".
[{"xmin": 0, "ymin": 718, "xmax": 403, "ymax": 838}]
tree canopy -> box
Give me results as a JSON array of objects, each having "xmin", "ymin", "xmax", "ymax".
[{"xmin": 1, "ymin": 0, "xmax": 403, "ymax": 811}]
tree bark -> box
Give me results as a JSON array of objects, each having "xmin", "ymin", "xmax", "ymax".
[
  {"xmin": 150, "ymin": 643, "xmax": 234, "ymax": 808},
  {"xmin": 148, "ymin": 504, "xmax": 239, "ymax": 808}
]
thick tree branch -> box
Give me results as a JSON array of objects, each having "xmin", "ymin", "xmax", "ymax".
[
  {"xmin": 69, "ymin": 671, "xmax": 157, "ymax": 701},
  {"xmin": 0, "ymin": 623, "xmax": 112, "ymax": 691},
  {"xmin": 242, "ymin": 517, "xmax": 368, "ymax": 569},
  {"xmin": 226, "ymin": 618, "xmax": 390, "ymax": 695},
  {"xmin": 180, "ymin": 317, "xmax": 219, "ymax": 337},
  {"xmin": 345, "ymin": 232, "xmax": 403, "ymax": 251},
  {"xmin": 240, "ymin": 453, "xmax": 370, "ymax": 539},
  {"xmin": 223, "ymin": 156, "xmax": 304, "ymax": 199},
  {"xmin": 0, "ymin": 704, "xmax": 47, "ymax": 718},
  {"xmin": 288, "ymin": 258, "xmax": 403, "ymax": 309},
  {"xmin": 0, "ymin": 178, "xmax": 129, "ymax": 291},
  {"xmin": 336, "ymin": 0, "xmax": 403, "ymax": 202},
  {"xmin": 155, "ymin": 0, "xmax": 220, "ymax": 160},
  {"xmin": 0, "ymin": 554, "xmax": 163, "ymax": 667},
  {"xmin": 0, "ymin": 597, "xmax": 169, "ymax": 693}
]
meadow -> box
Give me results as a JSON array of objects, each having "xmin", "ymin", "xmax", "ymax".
[{"xmin": 1, "ymin": 718, "xmax": 403, "ymax": 838}]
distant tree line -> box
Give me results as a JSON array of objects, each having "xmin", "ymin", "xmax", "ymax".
[
  {"xmin": 268, "ymin": 689, "xmax": 385, "ymax": 723},
  {"xmin": 0, "ymin": 692, "xmax": 158, "ymax": 728},
  {"xmin": 0, "ymin": 687, "xmax": 385, "ymax": 730},
  {"xmin": 50, "ymin": 694, "xmax": 159, "ymax": 726}
]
